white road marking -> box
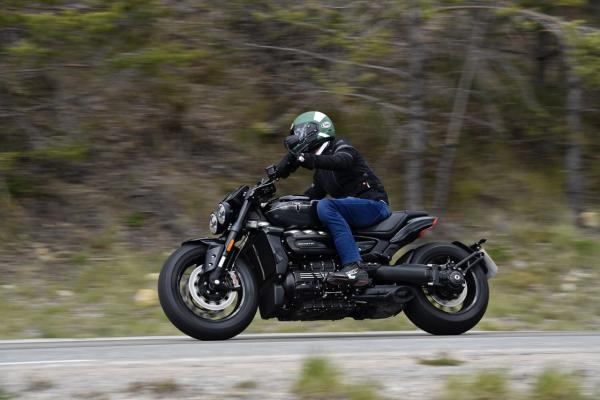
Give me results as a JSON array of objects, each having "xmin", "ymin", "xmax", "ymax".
[
  {"xmin": 0, "ymin": 331, "xmax": 593, "ymax": 346},
  {"xmin": 0, "ymin": 359, "xmax": 93, "ymax": 366}
]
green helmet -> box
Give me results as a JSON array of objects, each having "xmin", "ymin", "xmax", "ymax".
[{"xmin": 284, "ymin": 111, "xmax": 336, "ymax": 155}]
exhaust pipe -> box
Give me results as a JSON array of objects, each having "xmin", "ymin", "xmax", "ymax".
[
  {"xmin": 374, "ymin": 264, "xmax": 466, "ymax": 290},
  {"xmin": 353, "ymin": 285, "xmax": 414, "ymax": 303},
  {"xmin": 374, "ymin": 264, "xmax": 435, "ymax": 285}
]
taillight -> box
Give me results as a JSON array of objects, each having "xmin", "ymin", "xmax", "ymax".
[{"xmin": 418, "ymin": 218, "xmax": 438, "ymax": 238}]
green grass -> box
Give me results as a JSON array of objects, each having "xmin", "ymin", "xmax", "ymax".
[
  {"xmin": 293, "ymin": 357, "xmax": 386, "ymax": 400},
  {"xmin": 418, "ymin": 352, "xmax": 464, "ymax": 366},
  {"xmin": 531, "ymin": 369, "xmax": 589, "ymax": 400},
  {"xmin": 0, "ymin": 220, "xmax": 599, "ymax": 339},
  {"xmin": 0, "ymin": 251, "xmax": 179, "ymax": 339},
  {"xmin": 293, "ymin": 357, "xmax": 344, "ymax": 399},
  {"xmin": 127, "ymin": 378, "xmax": 179, "ymax": 395},
  {"xmin": 439, "ymin": 370, "xmax": 514, "ymax": 400},
  {"xmin": 0, "ymin": 387, "xmax": 11, "ymax": 400},
  {"xmin": 437, "ymin": 369, "xmax": 592, "ymax": 400},
  {"xmin": 122, "ymin": 211, "xmax": 147, "ymax": 228},
  {"xmin": 234, "ymin": 380, "xmax": 259, "ymax": 390}
]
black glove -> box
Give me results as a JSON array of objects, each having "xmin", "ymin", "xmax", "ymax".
[
  {"xmin": 275, "ymin": 153, "xmax": 299, "ymax": 179},
  {"xmin": 298, "ymin": 153, "xmax": 317, "ymax": 170}
]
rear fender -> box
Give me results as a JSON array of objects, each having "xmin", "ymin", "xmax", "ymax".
[
  {"xmin": 389, "ymin": 216, "xmax": 438, "ymax": 246},
  {"xmin": 393, "ymin": 242, "xmax": 440, "ymax": 266},
  {"xmin": 395, "ymin": 248, "xmax": 416, "ymax": 264},
  {"xmin": 382, "ymin": 217, "xmax": 437, "ymax": 260},
  {"xmin": 452, "ymin": 241, "xmax": 496, "ymax": 278}
]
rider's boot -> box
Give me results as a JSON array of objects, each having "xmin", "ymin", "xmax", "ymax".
[{"xmin": 327, "ymin": 262, "xmax": 369, "ymax": 287}]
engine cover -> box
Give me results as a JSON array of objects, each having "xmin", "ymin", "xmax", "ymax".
[
  {"xmin": 284, "ymin": 230, "xmax": 377, "ymax": 257},
  {"xmin": 284, "ymin": 230, "xmax": 336, "ymax": 256},
  {"xmin": 277, "ymin": 259, "xmax": 410, "ymax": 321},
  {"xmin": 278, "ymin": 259, "xmax": 354, "ymax": 320}
]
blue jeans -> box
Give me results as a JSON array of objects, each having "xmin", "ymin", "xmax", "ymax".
[{"xmin": 316, "ymin": 197, "xmax": 391, "ymax": 266}]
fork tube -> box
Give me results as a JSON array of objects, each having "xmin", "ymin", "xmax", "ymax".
[{"xmin": 209, "ymin": 199, "xmax": 251, "ymax": 283}]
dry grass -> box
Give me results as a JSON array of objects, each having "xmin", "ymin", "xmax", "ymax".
[{"xmin": 417, "ymin": 352, "xmax": 464, "ymax": 367}]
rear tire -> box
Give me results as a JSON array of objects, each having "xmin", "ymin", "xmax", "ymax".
[
  {"xmin": 158, "ymin": 245, "xmax": 258, "ymax": 340},
  {"xmin": 402, "ymin": 243, "xmax": 489, "ymax": 335}
]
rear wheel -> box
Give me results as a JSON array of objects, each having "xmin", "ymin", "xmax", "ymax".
[
  {"xmin": 402, "ymin": 243, "xmax": 489, "ymax": 335},
  {"xmin": 158, "ymin": 245, "xmax": 258, "ymax": 340}
]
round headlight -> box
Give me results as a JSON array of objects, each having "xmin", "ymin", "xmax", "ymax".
[
  {"xmin": 217, "ymin": 202, "xmax": 229, "ymax": 224},
  {"xmin": 209, "ymin": 213, "xmax": 219, "ymax": 235}
]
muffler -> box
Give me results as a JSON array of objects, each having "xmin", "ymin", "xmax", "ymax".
[
  {"xmin": 374, "ymin": 264, "xmax": 465, "ymax": 288},
  {"xmin": 353, "ymin": 285, "xmax": 414, "ymax": 303},
  {"xmin": 374, "ymin": 264, "xmax": 434, "ymax": 285}
]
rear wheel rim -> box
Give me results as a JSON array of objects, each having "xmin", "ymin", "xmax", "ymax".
[{"xmin": 421, "ymin": 254, "xmax": 480, "ymax": 315}]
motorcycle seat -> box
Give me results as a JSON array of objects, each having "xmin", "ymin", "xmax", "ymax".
[{"xmin": 354, "ymin": 210, "xmax": 428, "ymax": 239}]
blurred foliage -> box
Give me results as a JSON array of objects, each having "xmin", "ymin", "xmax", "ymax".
[
  {"xmin": 438, "ymin": 368, "xmax": 591, "ymax": 400},
  {"xmin": 532, "ymin": 369, "xmax": 590, "ymax": 400},
  {"xmin": 293, "ymin": 356, "xmax": 386, "ymax": 400},
  {"xmin": 439, "ymin": 370, "xmax": 514, "ymax": 400},
  {"xmin": 1, "ymin": 0, "xmax": 600, "ymax": 337}
]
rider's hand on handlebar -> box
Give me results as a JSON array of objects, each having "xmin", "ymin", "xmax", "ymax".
[{"xmin": 274, "ymin": 153, "xmax": 299, "ymax": 179}]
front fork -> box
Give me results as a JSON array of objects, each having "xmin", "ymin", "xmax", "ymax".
[{"xmin": 206, "ymin": 199, "xmax": 252, "ymax": 288}]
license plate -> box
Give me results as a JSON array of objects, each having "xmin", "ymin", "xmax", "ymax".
[{"xmin": 482, "ymin": 248, "xmax": 499, "ymax": 278}]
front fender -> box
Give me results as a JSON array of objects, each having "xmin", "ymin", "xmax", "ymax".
[
  {"xmin": 181, "ymin": 237, "xmax": 225, "ymax": 274},
  {"xmin": 181, "ymin": 237, "xmax": 224, "ymax": 247}
]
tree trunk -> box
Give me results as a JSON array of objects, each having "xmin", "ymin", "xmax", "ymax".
[
  {"xmin": 564, "ymin": 61, "xmax": 585, "ymax": 223},
  {"xmin": 433, "ymin": 16, "xmax": 486, "ymax": 214},
  {"xmin": 405, "ymin": 0, "xmax": 426, "ymax": 210}
]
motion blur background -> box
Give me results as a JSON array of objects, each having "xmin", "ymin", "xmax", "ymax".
[{"xmin": 1, "ymin": 0, "xmax": 600, "ymax": 339}]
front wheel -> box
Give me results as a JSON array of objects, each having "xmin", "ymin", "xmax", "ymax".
[
  {"xmin": 158, "ymin": 245, "xmax": 258, "ymax": 340},
  {"xmin": 402, "ymin": 243, "xmax": 489, "ymax": 335}
]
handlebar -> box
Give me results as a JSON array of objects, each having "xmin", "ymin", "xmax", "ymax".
[{"xmin": 265, "ymin": 164, "xmax": 278, "ymax": 181}]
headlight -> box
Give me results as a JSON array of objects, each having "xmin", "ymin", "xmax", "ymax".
[
  {"xmin": 217, "ymin": 203, "xmax": 227, "ymax": 224},
  {"xmin": 216, "ymin": 202, "xmax": 232, "ymax": 225},
  {"xmin": 209, "ymin": 213, "xmax": 219, "ymax": 235}
]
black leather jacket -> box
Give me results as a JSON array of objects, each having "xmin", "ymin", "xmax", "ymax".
[{"xmin": 275, "ymin": 139, "xmax": 389, "ymax": 204}]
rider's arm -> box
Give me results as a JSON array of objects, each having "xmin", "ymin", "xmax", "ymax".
[
  {"xmin": 299, "ymin": 147, "xmax": 356, "ymax": 171},
  {"xmin": 304, "ymin": 173, "xmax": 326, "ymax": 200},
  {"xmin": 275, "ymin": 153, "xmax": 299, "ymax": 179}
]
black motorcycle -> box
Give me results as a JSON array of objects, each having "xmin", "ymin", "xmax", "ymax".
[{"xmin": 158, "ymin": 165, "xmax": 498, "ymax": 340}]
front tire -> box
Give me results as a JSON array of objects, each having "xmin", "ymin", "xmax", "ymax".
[
  {"xmin": 158, "ymin": 245, "xmax": 258, "ymax": 340},
  {"xmin": 402, "ymin": 243, "xmax": 489, "ymax": 335}
]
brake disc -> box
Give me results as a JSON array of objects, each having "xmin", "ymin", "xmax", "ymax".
[
  {"xmin": 430, "ymin": 285, "xmax": 468, "ymax": 308},
  {"xmin": 188, "ymin": 265, "xmax": 239, "ymax": 311}
]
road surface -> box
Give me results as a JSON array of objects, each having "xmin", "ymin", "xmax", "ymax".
[{"xmin": 1, "ymin": 331, "xmax": 599, "ymax": 399}]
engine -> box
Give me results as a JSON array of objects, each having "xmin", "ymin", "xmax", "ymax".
[{"xmin": 281, "ymin": 259, "xmax": 356, "ymax": 320}]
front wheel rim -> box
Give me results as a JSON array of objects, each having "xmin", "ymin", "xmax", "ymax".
[{"xmin": 177, "ymin": 261, "xmax": 245, "ymax": 322}]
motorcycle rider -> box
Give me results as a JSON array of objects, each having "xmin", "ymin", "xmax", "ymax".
[{"xmin": 275, "ymin": 111, "xmax": 390, "ymax": 287}]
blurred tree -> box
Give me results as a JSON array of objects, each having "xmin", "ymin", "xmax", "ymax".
[
  {"xmin": 405, "ymin": 0, "xmax": 427, "ymax": 210},
  {"xmin": 1, "ymin": 0, "xmax": 599, "ymax": 250},
  {"xmin": 431, "ymin": 2, "xmax": 594, "ymax": 224}
]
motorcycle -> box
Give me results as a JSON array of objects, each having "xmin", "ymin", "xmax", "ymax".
[{"xmin": 158, "ymin": 165, "xmax": 498, "ymax": 340}]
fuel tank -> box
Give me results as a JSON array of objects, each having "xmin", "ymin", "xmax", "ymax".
[{"xmin": 263, "ymin": 196, "xmax": 321, "ymax": 228}]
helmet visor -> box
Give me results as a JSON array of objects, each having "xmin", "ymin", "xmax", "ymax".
[{"xmin": 291, "ymin": 122, "xmax": 319, "ymax": 140}]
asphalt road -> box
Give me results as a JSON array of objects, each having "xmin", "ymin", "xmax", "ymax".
[{"xmin": 1, "ymin": 331, "xmax": 599, "ymax": 399}]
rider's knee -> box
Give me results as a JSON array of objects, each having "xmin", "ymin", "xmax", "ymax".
[{"xmin": 316, "ymin": 198, "xmax": 335, "ymax": 221}]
